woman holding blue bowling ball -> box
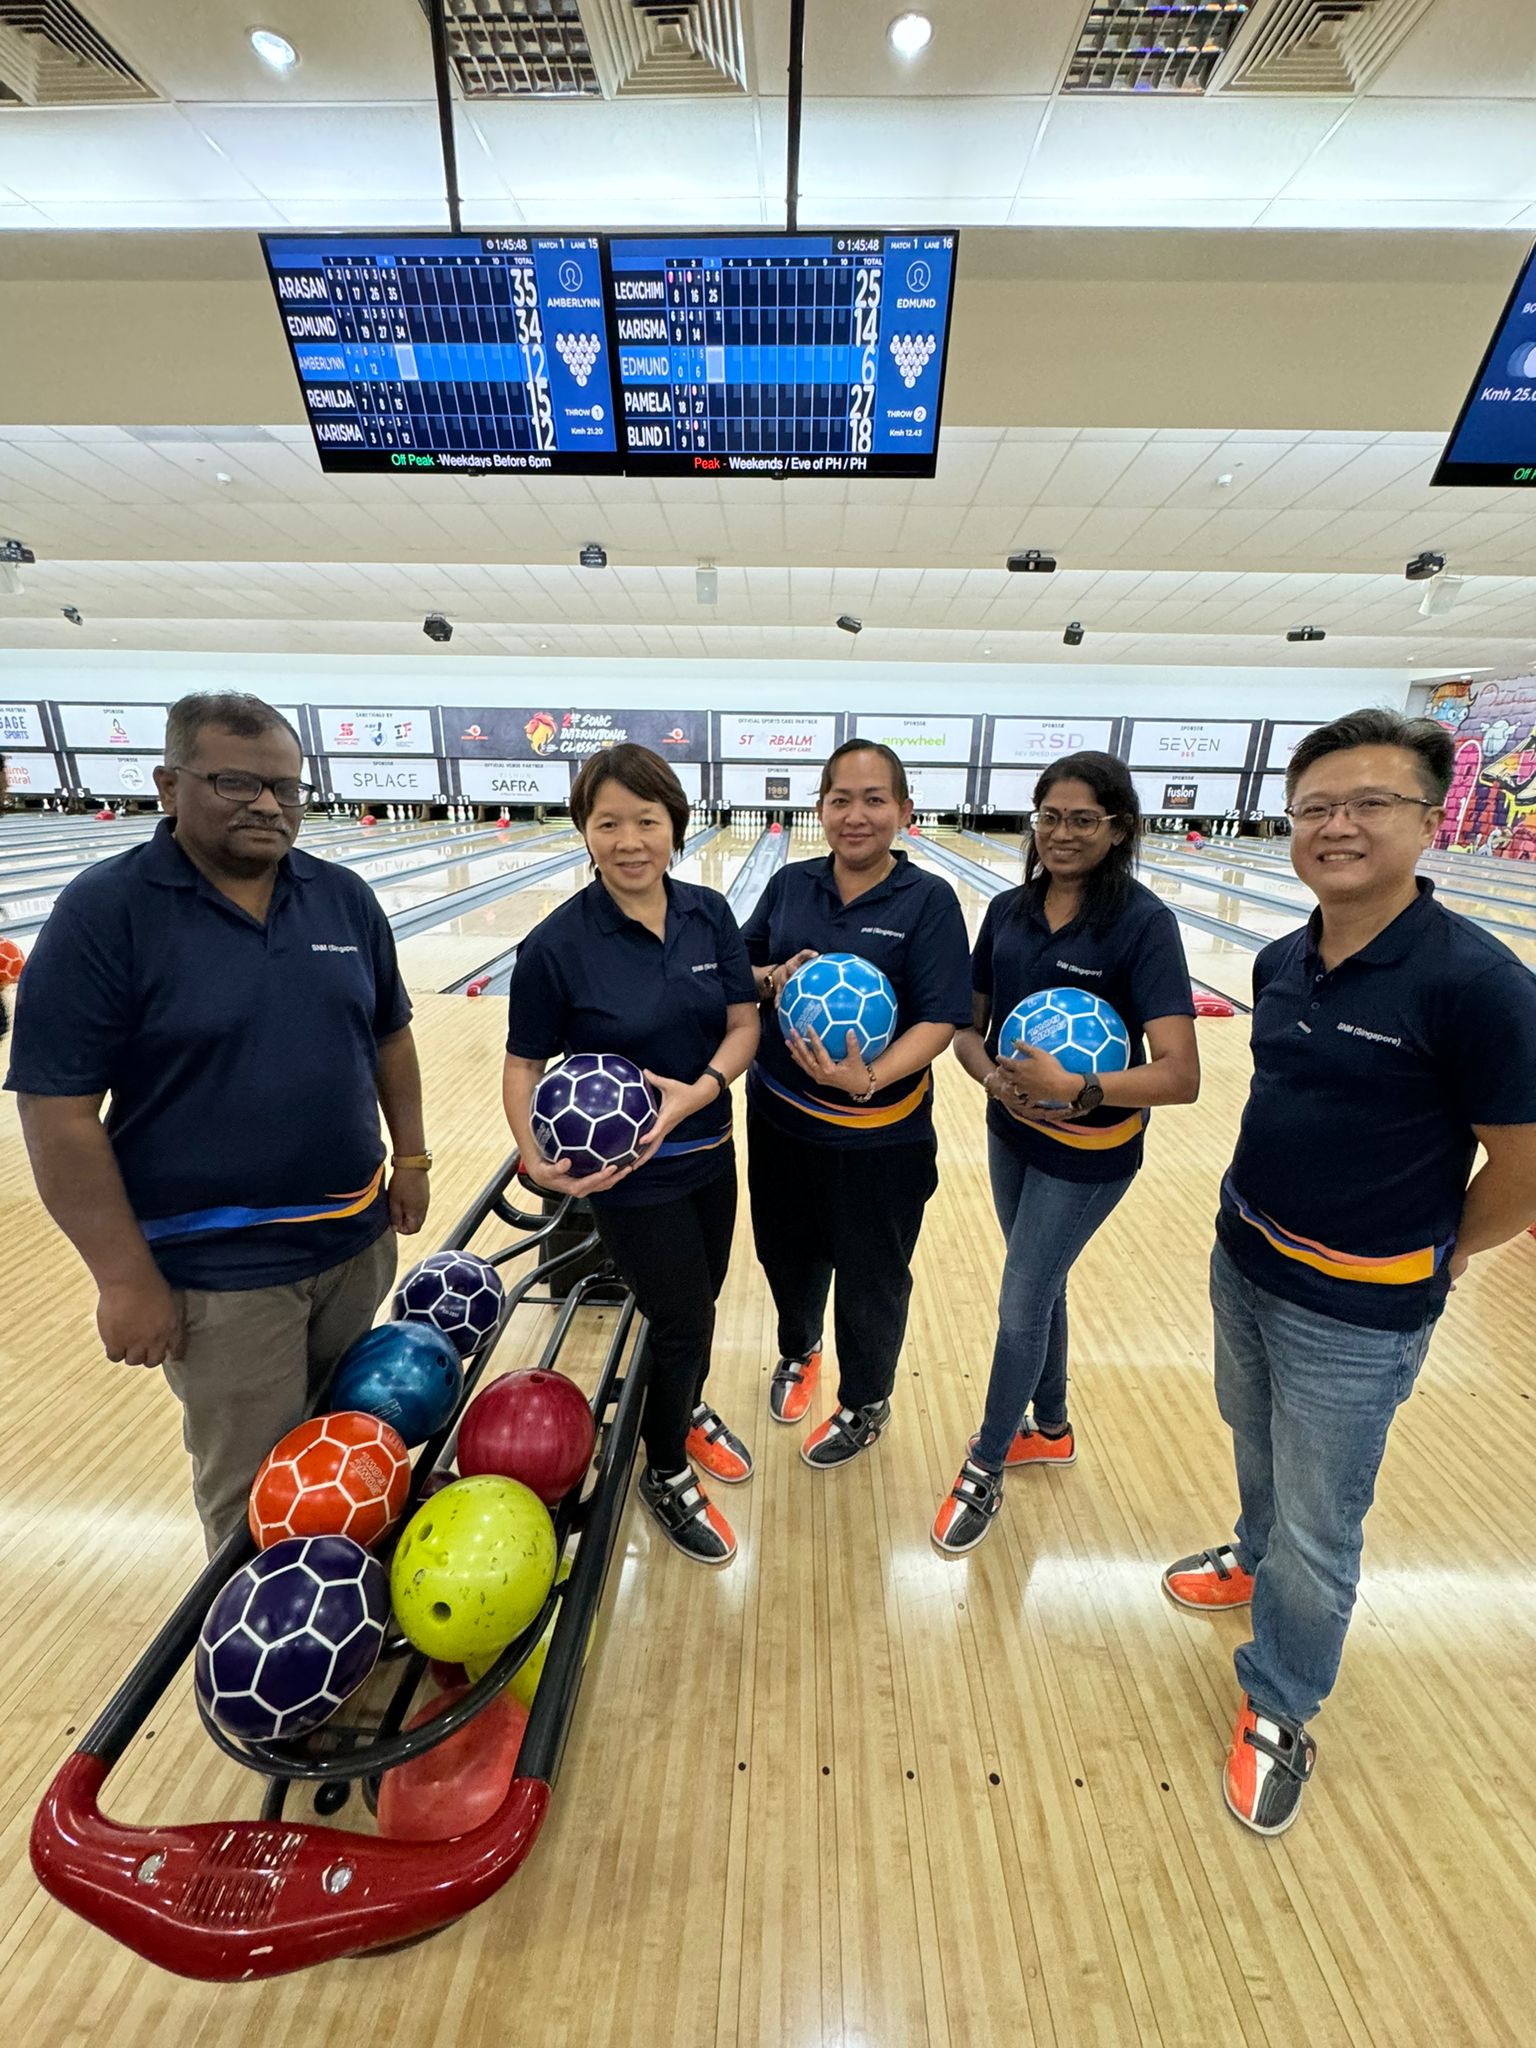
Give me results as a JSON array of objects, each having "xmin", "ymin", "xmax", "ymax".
[
  {"xmin": 741, "ymin": 741, "xmax": 972, "ymax": 1468},
  {"xmin": 501, "ymin": 745, "xmax": 760, "ymax": 1569},
  {"xmin": 932, "ymin": 752, "xmax": 1201, "ymax": 1557}
]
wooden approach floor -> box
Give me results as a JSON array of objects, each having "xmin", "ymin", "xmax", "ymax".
[{"xmin": 2, "ymin": 997, "xmax": 1535, "ymax": 2047}]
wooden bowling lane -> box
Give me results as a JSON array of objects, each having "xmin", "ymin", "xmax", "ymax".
[{"xmin": 4, "ymin": 996, "xmax": 1535, "ymax": 2044}]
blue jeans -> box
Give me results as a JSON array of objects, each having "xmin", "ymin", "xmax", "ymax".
[
  {"xmin": 1211, "ymin": 1241, "xmax": 1435, "ymax": 1727},
  {"xmin": 976, "ymin": 1135, "xmax": 1133, "ymax": 1468}
]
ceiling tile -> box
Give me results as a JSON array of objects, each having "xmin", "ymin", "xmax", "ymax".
[
  {"xmin": 1277, "ymin": 100, "xmax": 1536, "ymax": 205},
  {"xmin": 0, "ymin": 107, "xmax": 263, "ymax": 204}
]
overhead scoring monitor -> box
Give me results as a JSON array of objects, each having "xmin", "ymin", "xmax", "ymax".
[
  {"xmin": 261, "ymin": 233, "xmax": 620, "ymax": 476},
  {"xmin": 1432, "ymin": 239, "xmax": 1536, "ymax": 487},
  {"xmin": 604, "ymin": 230, "xmax": 959, "ymax": 478}
]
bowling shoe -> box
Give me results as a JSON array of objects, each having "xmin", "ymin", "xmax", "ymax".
[
  {"xmin": 931, "ymin": 1457, "xmax": 1003, "ymax": 1556},
  {"xmin": 768, "ymin": 1343, "xmax": 822, "ymax": 1425},
  {"xmin": 686, "ymin": 1402, "xmax": 754, "ymax": 1484},
  {"xmin": 638, "ymin": 1465, "xmax": 737, "ymax": 1568},
  {"xmin": 1161, "ymin": 1543, "xmax": 1254, "ymax": 1611},
  {"xmin": 968, "ymin": 1420, "xmax": 1075, "ymax": 1468},
  {"xmin": 1223, "ymin": 1692, "xmax": 1315, "ymax": 1836},
  {"xmin": 800, "ymin": 1398, "xmax": 890, "ymax": 1470}
]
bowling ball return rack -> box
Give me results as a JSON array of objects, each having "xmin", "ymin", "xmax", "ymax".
[{"xmin": 30, "ymin": 1152, "xmax": 651, "ymax": 1982}]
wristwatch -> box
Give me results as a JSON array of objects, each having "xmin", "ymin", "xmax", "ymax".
[
  {"xmin": 702, "ymin": 1064, "xmax": 728, "ymax": 1099},
  {"xmin": 1069, "ymin": 1079, "xmax": 1104, "ymax": 1115},
  {"xmin": 391, "ymin": 1150, "xmax": 434, "ymax": 1170}
]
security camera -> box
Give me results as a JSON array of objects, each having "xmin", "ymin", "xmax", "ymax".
[
  {"xmin": 0, "ymin": 539, "xmax": 35, "ymax": 565},
  {"xmin": 1406, "ymin": 551, "xmax": 1446, "ymax": 582},
  {"xmin": 696, "ymin": 563, "xmax": 718, "ymax": 606},
  {"xmin": 61, "ymin": 605, "xmax": 82, "ymax": 626},
  {"xmin": 1063, "ymin": 621, "xmax": 1084, "ymax": 646},
  {"xmin": 579, "ymin": 542, "xmax": 608, "ymax": 569},
  {"xmin": 836, "ymin": 614, "xmax": 863, "ymax": 635},
  {"xmin": 1286, "ymin": 626, "xmax": 1326, "ymax": 643},
  {"xmin": 423, "ymin": 613, "xmax": 453, "ymax": 643},
  {"xmin": 1007, "ymin": 549, "xmax": 1056, "ymax": 574}
]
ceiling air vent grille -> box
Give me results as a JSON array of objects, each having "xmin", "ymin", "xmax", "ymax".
[
  {"xmin": 1220, "ymin": 0, "xmax": 1435, "ymax": 93},
  {"xmin": 419, "ymin": 0, "xmax": 602, "ymax": 99},
  {"xmin": 0, "ymin": 0, "xmax": 155, "ymax": 106},
  {"xmin": 1064, "ymin": 2, "xmax": 1252, "ymax": 95},
  {"xmin": 583, "ymin": 0, "xmax": 747, "ymax": 97}
]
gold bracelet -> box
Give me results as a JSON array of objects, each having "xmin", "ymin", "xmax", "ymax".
[{"xmin": 391, "ymin": 1151, "xmax": 433, "ymax": 1170}]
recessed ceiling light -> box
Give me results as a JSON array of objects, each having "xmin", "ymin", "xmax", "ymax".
[
  {"xmin": 887, "ymin": 12, "xmax": 933, "ymax": 58},
  {"xmin": 249, "ymin": 27, "xmax": 299, "ymax": 71}
]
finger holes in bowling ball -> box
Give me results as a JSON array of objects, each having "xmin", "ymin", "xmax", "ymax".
[{"xmin": 432, "ymin": 1601, "xmax": 452, "ymax": 1622}]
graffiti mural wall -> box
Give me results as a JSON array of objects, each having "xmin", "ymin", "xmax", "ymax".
[{"xmin": 1427, "ymin": 674, "xmax": 1536, "ymax": 860}]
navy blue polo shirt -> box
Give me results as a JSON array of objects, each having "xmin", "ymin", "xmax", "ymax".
[
  {"xmin": 5, "ymin": 819, "xmax": 410, "ymax": 1291},
  {"xmin": 974, "ymin": 879, "xmax": 1194, "ymax": 1185},
  {"xmin": 1218, "ymin": 879, "xmax": 1536, "ymax": 1330},
  {"xmin": 506, "ymin": 875, "xmax": 756, "ymax": 1209},
  {"xmin": 740, "ymin": 852, "xmax": 972, "ymax": 1148}
]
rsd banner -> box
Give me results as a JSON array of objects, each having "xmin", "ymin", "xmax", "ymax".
[
  {"xmin": 318, "ymin": 707, "xmax": 433, "ymax": 756},
  {"xmin": 0, "ymin": 703, "xmax": 47, "ymax": 750},
  {"xmin": 718, "ymin": 713, "xmax": 840, "ymax": 762},
  {"xmin": 990, "ymin": 716, "xmax": 1114, "ymax": 765},
  {"xmin": 1127, "ymin": 720, "xmax": 1255, "ymax": 771},
  {"xmin": 445, "ymin": 707, "xmax": 707, "ymax": 761},
  {"xmin": 852, "ymin": 713, "xmax": 976, "ymax": 762}
]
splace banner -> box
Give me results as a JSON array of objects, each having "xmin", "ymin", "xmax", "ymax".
[
  {"xmin": 317, "ymin": 707, "xmax": 434, "ymax": 755},
  {"xmin": 853, "ymin": 713, "xmax": 976, "ymax": 762},
  {"xmin": 718, "ymin": 712, "xmax": 840, "ymax": 762},
  {"xmin": 0, "ymin": 703, "xmax": 47, "ymax": 750},
  {"xmin": 327, "ymin": 756, "xmax": 441, "ymax": 800},
  {"xmin": 444, "ymin": 706, "xmax": 707, "ymax": 761},
  {"xmin": 1126, "ymin": 720, "xmax": 1254, "ymax": 770},
  {"xmin": 990, "ymin": 716, "xmax": 1114, "ymax": 765}
]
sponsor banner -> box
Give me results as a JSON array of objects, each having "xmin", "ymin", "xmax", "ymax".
[
  {"xmin": 722, "ymin": 763, "xmax": 823, "ymax": 808},
  {"xmin": 446, "ymin": 706, "xmax": 707, "ymax": 761},
  {"xmin": 719, "ymin": 713, "xmax": 839, "ymax": 762},
  {"xmin": 0, "ymin": 703, "xmax": 47, "ymax": 750},
  {"xmin": 0, "ymin": 751, "xmax": 64, "ymax": 794},
  {"xmin": 988, "ymin": 767, "xmax": 1046, "ymax": 811},
  {"xmin": 1265, "ymin": 721, "xmax": 1319, "ymax": 771},
  {"xmin": 1131, "ymin": 771, "xmax": 1242, "ymax": 815},
  {"xmin": 904, "ymin": 764, "xmax": 968, "ymax": 808},
  {"xmin": 1252, "ymin": 775, "xmax": 1291, "ymax": 817},
  {"xmin": 59, "ymin": 704, "xmax": 167, "ymax": 751},
  {"xmin": 327, "ymin": 757, "xmax": 441, "ymax": 800},
  {"xmin": 990, "ymin": 716, "xmax": 1114, "ymax": 766},
  {"xmin": 1127, "ymin": 719, "xmax": 1254, "ymax": 770},
  {"xmin": 456, "ymin": 758, "xmax": 572, "ymax": 804},
  {"xmin": 73, "ymin": 752, "xmax": 163, "ymax": 796},
  {"xmin": 853, "ymin": 713, "xmax": 976, "ymax": 762},
  {"xmin": 318, "ymin": 707, "xmax": 433, "ymax": 755}
]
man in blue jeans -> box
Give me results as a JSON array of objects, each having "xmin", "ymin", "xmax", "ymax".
[{"xmin": 1164, "ymin": 708, "xmax": 1536, "ymax": 1836}]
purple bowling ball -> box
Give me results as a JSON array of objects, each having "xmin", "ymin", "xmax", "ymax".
[
  {"xmin": 531, "ymin": 1053, "xmax": 659, "ymax": 1178},
  {"xmin": 195, "ymin": 1535, "xmax": 390, "ymax": 1742}
]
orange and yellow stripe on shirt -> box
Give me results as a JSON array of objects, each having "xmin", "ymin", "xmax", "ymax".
[
  {"xmin": 1224, "ymin": 1178, "xmax": 1449, "ymax": 1287},
  {"xmin": 141, "ymin": 1163, "xmax": 386, "ymax": 1245},
  {"xmin": 1014, "ymin": 1108, "xmax": 1146, "ymax": 1152},
  {"xmin": 756, "ymin": 1067, "xmax": 931, "ymax": 1132}
]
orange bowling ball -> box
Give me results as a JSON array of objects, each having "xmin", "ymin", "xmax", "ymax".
[
  {"xmin": 248, "ymin": 1410, "xmax": 411, "ymax": 1550},
  {"xmin": 0, "ymin": 938, "xmax": 23, "ymax": 988}
]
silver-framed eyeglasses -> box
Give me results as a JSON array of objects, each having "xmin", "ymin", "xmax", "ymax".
[
  {"xmin": 1284, "ymin": 792, "xmax": 1437, "ymax": 827},
  {"xmin": 174, "ymin": 767, "xmax": 313, "ymax": 808},
  {"xmin": 1035, "ymin": 807, "xmax": 1115, "ymax": 835}
]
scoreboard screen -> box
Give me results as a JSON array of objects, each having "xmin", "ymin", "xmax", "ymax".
[
  {"xmin": 1433, "ymin": 240, "xmax": 1536, "ymax": 487},
  {"xmin": 604, "ymin": 230, "xmax": 958, "ymax": 477},
  {"xmin": 261, "ymin": 233, "xmax": 620, "ymax": 476}
]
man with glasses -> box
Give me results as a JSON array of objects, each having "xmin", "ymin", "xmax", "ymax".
[
  {"xmin": 1162, "ymin": 707, "xmax": 1536, "ymax": 1836},
  {"xmin": 7, "ymin": 692, "xmax": 430, "ymax": 1554}
]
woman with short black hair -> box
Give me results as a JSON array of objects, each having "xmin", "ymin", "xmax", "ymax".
[
  {"xmin": 933, "ymin": 750, "xmax": 1200, "ymax": 1556},
  {"xmin": 503, "ymin": 744, "xmax": 760, "ymax": 1568}
]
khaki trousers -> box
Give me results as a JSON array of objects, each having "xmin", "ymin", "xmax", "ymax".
[{"xmin": 162, "ymin": 1229, "xmax": 398, "ymax": 1556}]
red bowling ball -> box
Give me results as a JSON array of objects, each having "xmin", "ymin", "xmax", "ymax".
[{"xmin": 456, "ymin": 1368, "xmax": 596, "ymax": 1507}]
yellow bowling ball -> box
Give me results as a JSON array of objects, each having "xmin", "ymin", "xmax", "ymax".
[
  {"xmin": 465, "ymin": 1554, "xmax": 595, "ymax": 1708},
  {"xmin": 390, "ymin": 1474, "xmax": 556, "ymax": 1664}
]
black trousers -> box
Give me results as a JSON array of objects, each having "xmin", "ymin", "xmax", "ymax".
[
  {"xmin": 747, "ymin": 1110, "xmax": 939, "ymax": 1410},
  {"xmin": 594, "ymin": 1164, "xmax": 738, "ymax": 1474}
]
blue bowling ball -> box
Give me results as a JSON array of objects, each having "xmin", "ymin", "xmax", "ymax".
[
  {"xmin": 328, "ymin": 1321, "xmax": 462, "ymax": 1448},
  {"xmin": 998, "ymin": 987, "xmax": 1131, "ymax": 1107}
]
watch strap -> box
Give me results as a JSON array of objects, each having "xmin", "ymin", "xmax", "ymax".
[
  {"xmin": 391, "ymin": 1151, "xmax": 433, "ymax": 1170},
  {"xmin": 703, "ymin": 1064, "xmax": 728, "ymax": 1099}
]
